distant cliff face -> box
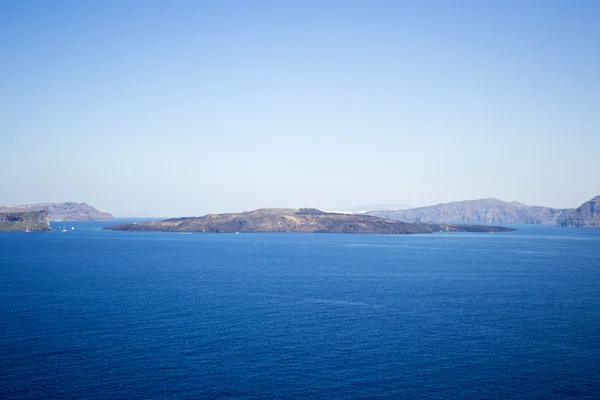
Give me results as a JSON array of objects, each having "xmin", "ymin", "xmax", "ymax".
[
  {"xmin": 0, "ymin": 202, "xmax": 114, "ymax": 221},
  {"xmin": 0, "ymin": 211, "xmax": 51, "ymax": 231},
  {"xmin": 368, "ymin": 198, "xmax": 572, "ymax": 225},
  {"xmin": 105, "ymin": 208, "xmax": 515, "ymax": 234},
  {"xmin": 560, "ymin": 196, "xmax": 600, "ymax": 227}
]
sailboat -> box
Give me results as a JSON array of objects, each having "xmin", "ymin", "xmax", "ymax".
[
  {"xmin": 25, "ymin": 225, "xmax": 30, "ymax": 233},
  {"xmin": 61, "ymin": 223, "xmax": 68, "ymax": 232}
]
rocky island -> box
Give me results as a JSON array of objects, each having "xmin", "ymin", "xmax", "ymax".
[
  {"xmin": 367, "ymin": 198, "xmax": 572, "ymax": 225},
  {"xmin": 0, "ymin": 211, "xmax": 51, "ymax": 231},
  {"xmin": 560, "ymin": 196, "xmax": 600, "ymax": 227},
  {"xmin": 0, "ymin": 202, "xmax": 114, "ymax": 221},
  {"xmin": 105, "ymin": 208, "xmax": 515, "ymax": 234}
]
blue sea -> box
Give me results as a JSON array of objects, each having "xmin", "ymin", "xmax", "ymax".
[{"xmin": 1, "ymin": 222, "xmax": 599, "ymax": 399}]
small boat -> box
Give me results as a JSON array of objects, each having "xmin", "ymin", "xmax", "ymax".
[
  {"xmin": 61, "ymin": 225, "xmax": 68, "ymax": 232},
  {"xmin": 71, "ymin": 226, "xmax": 75, "ymax": 230},
  {"xmin": 25, "ymin": 225, "xmax": 30, "ymax": 233}
]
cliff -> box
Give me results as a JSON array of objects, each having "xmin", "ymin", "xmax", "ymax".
[
  {"xmin": 0, "ymin": 202, "xmax": 114, "ymax": 221},
  {"xmin": 560, "ymin": 196, "xmax": 600, "ymax": 227},
  {"xmin": 368, "ymin": 198, "xmax": 572, "ymax": 225},
  {"xmin": 0, "ymin": 211, "xmax": 51, "ymax": 231},
  {"xmin": 104, "ymin": 208, "xmax": 515, "ymax": 234}
]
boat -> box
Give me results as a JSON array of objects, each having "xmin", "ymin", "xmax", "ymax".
[
  {"xmin": 61, "ymin": 224, "xmax": 68, "ymax": 232},
  {"xmin": 71, "ymin": 226, "xmax": 75, "ymax": 230},
  {"xmin": 25, "ymin": 225, "xmax": 30, "ymax": 233}
]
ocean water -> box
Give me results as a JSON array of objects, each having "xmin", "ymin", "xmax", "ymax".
[{"xmin": 1, "ymin": 222, "xmax": 599, "ymax": 399}]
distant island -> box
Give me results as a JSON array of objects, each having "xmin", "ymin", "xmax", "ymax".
[
  {"xmin": 367, "ymin": 198, "xmax": 573, "ymax": 225},
  {"xmin": 105, "ymin": 208, "xmax": 515, "ymax": 234},
  {"xmin": 0, "ymin": 211, "xmax": 51, "ymax": 232},
  {"xmin": 560, "ymin": 196, "xmax": 600, "ymax": 227},
  {"xmin": 332, "ymin": 203, "xmax": 415, "ymax": 213},
  {"xmin": 0, "ymin": 202, "xmax": 114, "ymax": 221}
]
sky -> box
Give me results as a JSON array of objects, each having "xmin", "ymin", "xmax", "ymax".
[{"xmin": 1, "ymin": 0, "xmax": 599, "ymax": 217}]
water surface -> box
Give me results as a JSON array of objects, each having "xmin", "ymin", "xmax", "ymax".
[{"xmin": 1, "ymin": 223, "xmax": 599, "ymax": 398}]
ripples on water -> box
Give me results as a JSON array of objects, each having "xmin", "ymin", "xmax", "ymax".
[{"xmin": 1, "ymin": 223, "xmax": 599, "ymax": 399}]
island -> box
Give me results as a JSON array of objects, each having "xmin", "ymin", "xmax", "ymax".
[
  {"xmin": 560, "ymin": 196, "xmax": 600, "ymax": 228},
  {"xmin": 0, "ymin": 202, "xmax": 114, "ymax": 221},
  {"xmin": 0, "ymin": 211, "xmax": 51, "ymax": 231},
  {"xmin": 104, "ymin": 208, "xmax": 515, "ymax": 234},
  {"xmin": 367, "ymin": 198, "xmax": 573, "ymax": 225}
]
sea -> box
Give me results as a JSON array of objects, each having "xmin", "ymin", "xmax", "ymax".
[{"xmin": 1, "ymin": 221, "xmax": 599, "ymax": 399}]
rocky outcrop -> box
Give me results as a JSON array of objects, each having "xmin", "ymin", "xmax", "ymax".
[
  {"xmin": 0, "ymin": 202, "xmax": 114, "ymax": 221},
  {"xmin": 0, "ymin": 211, "xmax": 51, "ymax": 231},
  {"xmin": 105, "ymin": 208, "xmax": 515, "ymax": 234},
  {"xmin": 560, "ymin": 196, "xmax": 600, "ymax": 227},
  {"xmin": 368, "ymin": 198, "xmax": 572, "ymax": 225}
]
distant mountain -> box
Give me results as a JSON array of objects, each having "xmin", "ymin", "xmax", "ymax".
[
  {"xmin": 367, "ymin": 198, "xmax": 572, "ymax": 225},
  {"xmin": 560, "ymin": 196, "xmax": 600, "ymax": 227},
  {"xmin": 334, "ymin": 204, "xmax": 415, "ymax": 213},
  {"xmin": 0, "ymin": 211, "xmax": 51, "ymax": 231},
  {"xmin": 0, "ymin": 202, "xmax": 114, "ymax": 221},
  {"xmin": 105, "ymin": 208, "xmax": 515, "ymax": 234}
]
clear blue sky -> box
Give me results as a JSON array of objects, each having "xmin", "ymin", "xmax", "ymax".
[{"xmin": 1, "ymin": 0, "xmax": 598, "ymax": 216}]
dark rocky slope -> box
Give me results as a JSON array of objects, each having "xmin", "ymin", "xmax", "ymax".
[{"xmin": 0, "ymin": 211, "xmax": 51, "ymax": 231}]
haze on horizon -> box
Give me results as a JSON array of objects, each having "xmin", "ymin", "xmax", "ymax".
[{"xmin": 1, "ymin": 1, "xmax": 598, "ymax": 217}]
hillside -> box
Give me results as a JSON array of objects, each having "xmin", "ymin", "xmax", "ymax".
[
  {"xmin": 368, "ymin": 198, "xmax": 572, "ymax": 225},
  {"xmin": 560, "ymin": 196, "xmax": 600, "ymax": 227},
  {"xmin": 105, "ymin": 208, "xmax": 514, "ymax": 234},
  {"xmin": 0, "ymin": 202, "xmax": 114, "ymax": 221},
  {"xmin": 0, "ymin": 211, "xmax": 51, "ymax": 231}
]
